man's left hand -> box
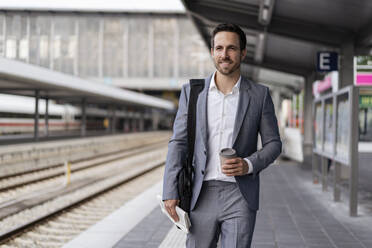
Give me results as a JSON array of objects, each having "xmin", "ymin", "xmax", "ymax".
[{"xmin": 221, "ymin": 157, "xmax": 248, "ymax": 176}]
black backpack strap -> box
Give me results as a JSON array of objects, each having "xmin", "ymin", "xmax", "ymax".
[
  {"xmin": 186, "ymin": 79, "xmax": 205, "ymax": 174},
  {"xmin": 178, "ymin": 79, "xmax": 205, "ymax": 213}
]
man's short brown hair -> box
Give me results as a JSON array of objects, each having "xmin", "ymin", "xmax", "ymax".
[{"xmin": 211, "ymin": 23, "xmax": 247, "ymax": 51}]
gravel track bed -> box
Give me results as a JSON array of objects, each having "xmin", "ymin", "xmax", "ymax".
[
  {"xmin": 0, "ymin": 132, "xmax": 169, "ymax": 177},
  {"xmin": 0, "ymin": 140, "xmax": 167, "ymax": 205},
  {"xmin": 0, "ymin": 147, "xmax": 167, "ymax": 235},
  {"xmin": 1, "ymin": 166, "xmax": 164, "ymax": 248}
]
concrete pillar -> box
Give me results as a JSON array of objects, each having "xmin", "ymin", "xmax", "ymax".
[
  {"xmin": 152, "ymin": 110, "xmax": 160, "ymax": 131},
  {"xmin": 292, "ymin": 94, "xmax": 297, "ymax": 128},
  {"xmin": 111, "ymin": 106, "xmax": 116, "ymax": 134},
  {"xmin": 131, "ymin": 119, "xmax": 137, "ymax": 132},
  {"xmin": 124, "ymin": 119, "xmax": 130, "ymax": 133},
  {"xmin": 81, "ymin": 98, "xmax": 86, "ymax": 137},
  {"xmin": 34, "ymin": 90, "xmax": 40, "ymax": 141},
  {"xmin": 339, "ymin": 40, "xmax": 354, "ymax": 89},
  {"xmin": 139, "ymin": 114, "xmax": 145, "ymax": 132},
  {"xmin": 303, "ymin": 73, "xmax": 315, "ymax": 161},
  {"xmin": 299, "ymin": 90, "xmax": 304, "ymax": 132},
  {"xmin": 45, "ymin": 97, "xmax": 49, "ymax": 137}
]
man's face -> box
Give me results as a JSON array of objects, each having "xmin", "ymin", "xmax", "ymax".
[{"xmin": 211, "ymin": 31, "xmax": 247, "ymax": 76}]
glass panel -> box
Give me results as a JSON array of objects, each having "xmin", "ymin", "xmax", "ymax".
[
  {"xmin": 359, "ymin": 107, "xmax": 372, "ymax": 141},
  {"xmin": 324, "ymin": 100, "xmax": 333, "ymax": 154},
  {"xmin": 178, "ymin": 18, "xmax": 212, "ymax": 78},
  {"xmin": 128, "ymin": 15, "xmax": 149, "ymax": 77},
  {"xmin": 0, "ymin": 14, "xmax": 4, "ymax": 57},
  {"xmin": 336, "ymin": 95, "xmax": 349, "ymax": 162},
  {"xmin": 153, "ymin": 17, "xmax": 175, "ymax": 77},
  {"xmin": 6, "ymin": 14, "xmax": 28, "ymax": 62},
  {"xmin": 314, "ymin": 102, "xmax": 323, "ymax": 150},
  {"xmin": 53, "ymin": 16, "xmax": 76, "ymax": 74},
  {"xmin": 103, "ymin": 17, "xmax": 123, "ymax": 78},
  {"xmin": 30, "ymin": 14, "xmax": 51, "ymax": 67},
  {"xmin": 79, "ymin": 15, "xmax": 99, "ymax": 77}
]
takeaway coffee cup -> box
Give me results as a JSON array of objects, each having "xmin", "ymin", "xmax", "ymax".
[{"xmin": 219, "ymin": 148, "xmax": 237, "ymax": 167}]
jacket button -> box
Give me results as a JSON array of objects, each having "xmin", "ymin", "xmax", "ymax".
[
  {"xmin": 204, "ymin": 150, "xmax": 207, "ymax": 155},
  {"xmin": 201, "ymin": 170, "xmax": 205, "ymax": 175}
]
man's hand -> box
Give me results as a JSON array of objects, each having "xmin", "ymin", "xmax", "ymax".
[
  {"xmin": 221, "ymin": 157, "xmax": 248, "ymax": 176},
  {"xmin": 164, "ymin": 199, "xmax": 180, "ymax": 222}
]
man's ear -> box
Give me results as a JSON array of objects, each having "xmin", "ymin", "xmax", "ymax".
[
  {"xmin": 210, "ymin": 47, "xmax": 214, "ymax": 56},
  {"xmin": 241, "ymin": 48, "xmax": 247, "ymax": 60}
]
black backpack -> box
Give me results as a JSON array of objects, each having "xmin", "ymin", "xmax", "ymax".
[{"xmin": 177, "ymin": 79, "xmax": 205, "ymax": 213}]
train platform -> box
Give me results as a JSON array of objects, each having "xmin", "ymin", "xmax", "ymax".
[{"xmin": 63, "ymin": 159, "xmax": 372, "ymax": 248}]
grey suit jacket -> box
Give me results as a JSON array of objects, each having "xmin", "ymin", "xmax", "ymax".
[{"xmin": 162, "ymin": 74, "xmax": 282, "ymax": 211}]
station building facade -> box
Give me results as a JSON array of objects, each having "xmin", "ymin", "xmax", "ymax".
[{"xmin": 0, "ymin": 12, "xmax": 214, "ymax": 90}]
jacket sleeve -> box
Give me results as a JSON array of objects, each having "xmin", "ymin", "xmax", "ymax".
[
  {"xmin": 162, "ymin": 84, "xmax": 189, "ymax": 200},
  {"xmin": 247, "ymin": 87, "xmax": 282, "ymax": 177}
]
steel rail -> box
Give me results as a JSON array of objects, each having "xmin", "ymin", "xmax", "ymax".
[{"xmin": 0, "ymin": 160, "xmax": 165, "ymax": 245}]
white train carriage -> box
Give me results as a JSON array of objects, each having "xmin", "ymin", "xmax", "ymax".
[{"xmin": 0, "ymin": 94, "xmax": 81, "ymax": 134}]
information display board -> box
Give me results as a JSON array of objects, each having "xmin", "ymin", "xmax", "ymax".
[
  {"xmin": 355, "ymin": 56, "xmax": 372, "ymax": 86},
  {"xmin": 335, "ymin": 94, "xmax": 350, "ymax": 163},
  {"xmin": 359, "ymin": 94, "xmax": 372, "ymax": 141},
  {"xmin": 324, "ymin": 100, "xmax": 334, "ymax": 155},
  {"xmin": 314, "ymin": 102, "xmax": 323, "ymax": 151},
  {"xmin": 312, "ymin": 85, "xmax": 360, "ymax": 216}
]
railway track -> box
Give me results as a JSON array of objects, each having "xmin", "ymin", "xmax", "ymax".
[
  {"xmin": 0, "ymin": 146, "xmax": 167, "ymax": 247},
  {"xmin": 0, "ymin": 141, "xmax": 168, "ymax": 218},
  {"xmin": 0, "ymin": 134, "xmax": 169, "ymax": 203},
  {"xmin": 0, "ymin": 138, "xmax": 167, "ymax": 192},
  {"xmin": 0, "ymin": 133, "xmax": 169, "ymax": 181},
  {"xmin": 0, "ymin": 132, "xmax": 169, "ymax": 177}
]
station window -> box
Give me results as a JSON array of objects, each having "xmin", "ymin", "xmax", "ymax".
[
  {"xmin": 359, "ymin": 107, "xmax": 372, "ymax": 141},
  {"xmin": 103, "ymin": 17, "xmax": 124, "ymax": 78},
  {"xmin": 78, "ymin": 16, "xmax": 99, "ymax": 77},
  {"xmin": 0, "ymin": 14, "xmax": 4, "ymax": 57},
  {"xmin": 0, "ymin": 112, "xmax": 62, "ymax": 119}
]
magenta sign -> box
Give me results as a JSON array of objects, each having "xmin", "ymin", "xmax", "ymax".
[
  {"xmin": 354, "ymin": 56, "xmax": 372, "ymax": 86},
  {"xmin": 355, "ymin": 73, "xmax": 372, "ymax": 86}
]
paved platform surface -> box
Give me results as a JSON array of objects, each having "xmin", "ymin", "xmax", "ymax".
[{"xmin": 68, "ymin": 159, "xmax": 372, "ymax": 248}]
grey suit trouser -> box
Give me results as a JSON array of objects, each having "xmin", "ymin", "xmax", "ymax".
[{"xmin": 186, "ymin": 180, "xmax": 257, "ymax": 248}]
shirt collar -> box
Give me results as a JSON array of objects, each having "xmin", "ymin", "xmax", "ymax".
[{"xmin": 209, "ymin": 71, "xmax": 241, "ymax": 94}]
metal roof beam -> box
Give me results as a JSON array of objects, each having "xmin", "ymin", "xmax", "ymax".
[
  {"xmin": 242, "ymin": 57, "xmax": 310, "ymax": 77},
  {"xmin": 356, "ymin": 20, "xmax": 372, "ymax": 49},
  {"xmin": 187, "ymin": 1, "xmax": 350, "ymax": 47},
  {"xmin": 191, "ymin": 0, "xmax": 258, "ymax": 16},
  {"xmin": 258, "ymin": 0, "xmax": 275, "ymax": 26}
]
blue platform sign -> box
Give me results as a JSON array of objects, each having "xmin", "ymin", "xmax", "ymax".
[{"xmin": 317, "ymin": 52, "xmax": 338, "ymax": 72}]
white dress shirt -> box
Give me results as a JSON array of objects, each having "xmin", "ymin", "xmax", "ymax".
[{"xmin": 204, "ymin": 72, "xmax": 253, "ymax": 182}]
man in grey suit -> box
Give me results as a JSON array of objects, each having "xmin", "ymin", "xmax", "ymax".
[{"xmin": 163, "ymin": 23, "xmax": 282, "ymax": 248}]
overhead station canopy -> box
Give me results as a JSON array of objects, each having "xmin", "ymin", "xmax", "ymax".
[
  {"xmin": 182, "ymin": 0, "xmax": 372, "ymax": 81},
  {"xmin": 0, "ymin": 0, "xmax": 185, "ymax": 13},
  {"xmin": 0, "ymin": 58, "xmax": 175, "ymax": 111}
]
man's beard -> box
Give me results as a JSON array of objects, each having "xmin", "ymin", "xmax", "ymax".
[{"xmin": 214, "ymin": 58, "xmax": 241, "ymax": 76}]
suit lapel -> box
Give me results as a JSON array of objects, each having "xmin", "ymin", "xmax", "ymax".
[
  {"xmin": 197, "ymin": 75, "xmax": 212, "ymax": 149},
  {"xmin": 232, "ymin": 77, "xmax": 251, "ymax": 147}
]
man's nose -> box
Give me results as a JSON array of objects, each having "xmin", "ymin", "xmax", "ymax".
[{"xmin": 222, "ymin": 49, "xmax": 229, "ymax": 58}]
